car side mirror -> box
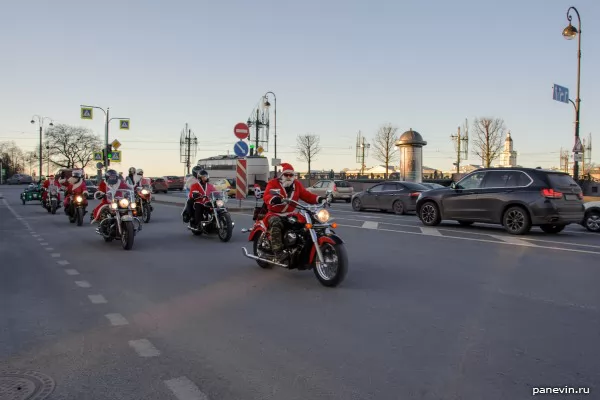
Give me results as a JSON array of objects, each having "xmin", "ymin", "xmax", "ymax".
[{"xmin": 450, "ymin": 182, "xmax": 457, "ymax": 189}]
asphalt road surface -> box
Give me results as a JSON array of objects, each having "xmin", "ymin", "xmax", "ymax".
[{"xmin": 1, "ymin": 185, "xmax": 599, "ymax": 400}]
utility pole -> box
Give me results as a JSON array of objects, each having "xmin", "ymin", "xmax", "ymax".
[{"xmin": 179, "ymin": 123, "xmax": 197, "ymax": 173}]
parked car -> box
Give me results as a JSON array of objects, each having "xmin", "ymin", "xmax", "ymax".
[
  {"xmin": 212, "ymin": 178, "xmax": 236, "ymax": 198},
  {"xmin": 416, "ymin": 168, "xmax": 585, "ymax": 235},
  {"xmin": 582, "ymin": 201, "xmax": 600, "ymax": 233},
  {"xmin": 307, "ymin": 180, "xmax": 354, "ymax": 203},
  {"xmin": 151, "ymin": 177, "xmax": 169, "ymax": 193},
  {"xmin": 7, "ymin": 174, "xmax": 33, "ymax": 185},
  {"xmin": 166, "ymin": 175, "xmax": 184, "ymax": 191},
  {"xmin": 351, "ymin": 181, "xmax": 429, "ymax": 214},
  {"xmin": 85, "ymin": 180, "xmax": 98, "ymax": 199}
]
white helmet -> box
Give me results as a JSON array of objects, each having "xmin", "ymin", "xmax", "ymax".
[{"xmin": 136, "ymin": 168, "xmax": 143, "ymax": 176}]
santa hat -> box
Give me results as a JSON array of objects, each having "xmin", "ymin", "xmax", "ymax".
[{"xmin": 279, "ymin": 163, "xmax": 295, "ymax": 176}]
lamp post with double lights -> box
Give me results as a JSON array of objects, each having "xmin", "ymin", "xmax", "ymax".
[
  {"xmin": 562, "ymin": 6, "xmax": 582, "ymax": 180},
  {"xmin": 263, "ymin": 92, "xmax": 277, "ymax": 176},
  {"xmin": 30, "ymin": 115, "xmax": 54, "ymax": 181}
]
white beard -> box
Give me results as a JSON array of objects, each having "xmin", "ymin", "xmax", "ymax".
[{"xmin": 281, "ymin": 178, "xmax": 294, "ymax": 188}]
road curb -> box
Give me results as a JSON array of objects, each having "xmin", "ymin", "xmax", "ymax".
[{"xmin": 153, "ymin": 199, "xmax": 254, "ymax": 212}]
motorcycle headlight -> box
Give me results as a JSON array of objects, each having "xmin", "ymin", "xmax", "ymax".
[
  {"xmin": 111, "ymin": 202, "xmax": 118, "ymax": 210},
  {"xmin": 76, "ymin": 195, "xmax": 83, "ymax": 203},
  {"xmin": 216, "ymin": 199, "xmax": 224, "ymax": 208},
  {"xmin": 316, "ymin": 209, "xmax": 330, "ymax": 223},
  {"xmin": 130, "ymin": 202, "xmax": 137, "ymax": 209},
  {"xmin": 141, "ymin": 189, "xmax": 149, "ymax": 195},
  {"xmin": 118, "ymin": 198, "xmax": 130, "ymax": 208}
]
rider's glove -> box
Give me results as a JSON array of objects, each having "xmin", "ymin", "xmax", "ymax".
[
  {"xmin": 192, "ymin": 192, "xmax": 201, "ymax": 199},
  {"xmin": 317, "ymin": 196, "xmax": 326, "ymax": 205},
  {"xmin": 271, "ymin": 196, "xmax": 282, "ymax": 205}
]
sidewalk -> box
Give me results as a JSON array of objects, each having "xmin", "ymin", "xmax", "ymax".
[{"xmin": 152, "ymin": 193, "xmax": 255, "ymax": 211}]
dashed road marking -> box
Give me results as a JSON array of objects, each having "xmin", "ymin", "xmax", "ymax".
[
  {"xmin": 37, "ymin": 238, "xmax": 44, "ymax": 241},
  {"xmin": 32, "ymin": 234, "xmax": 40, "ymax": 237},
  {"xmin": 361, "ymin": 221, "xmax": 379, "ymax": 229},
  {"xmin": 65, "ymin": 269, "xmax": 79, "ymax": 275},
  {"xmin": 164, "ymin": 376, "xmax": 209, "ymax": 400},
  {"xmin": 88, "ymin": 294, "xmax": 107, "ymax": 304},
  {"xmin": 420, "ymin": 226, "xmax": 443, "ymax": 236},
  {"xmin": 105, "ymin": 313, "xmax": 129, "ymax": 326},
  {"xmin": 45, "ymin": 247, "xmax": 54, "ymax": 251},
  {"xmin": 129, "ymin": 339, "xmax": 161, "ymax": 357},
  {"xmin": 50, "ymin": 253, "xmax": 61, "ymax": 258},
  {"xmin": 490, "ymin": 234, "xmax": 536, "ymax": 247},
  {"xmin": 57, "ymin": 260, "xmax": 70, "ymax": 266},
  {"xmin": 40, "ymin": 242, "xmax": 48, "ymax": 246},
  {"xmin": 75, "ymin": 281, "xmax": 91, "ymax": 288}
]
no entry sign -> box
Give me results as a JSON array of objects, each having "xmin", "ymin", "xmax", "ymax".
[{"xmin": 234, "ymin": 122, "xmax": 250, "ymax": 140}]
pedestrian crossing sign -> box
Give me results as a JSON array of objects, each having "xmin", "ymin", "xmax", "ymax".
[
  {"xmin": 81, "ymin": 107, "xmax": 93, "ymax": 120},
  {"xmin": 93, "ymin": 151, "xmax": 103, "ymax": 161},
  {"xmin": 119, "ymin": 120, "xmax": 130, "ymax": 130},
  {"xmin": 109, "ymin": 151, "xmax": 122, "ymax": 162}
]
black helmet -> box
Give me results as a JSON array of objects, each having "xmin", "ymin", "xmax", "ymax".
[
  {"xmin": 191, "ymin": 166, "xmax": 203, "ymax": 179},
  {"xmin": 105, "ymin": 169, "xmax": 119, "ymax": 185}
]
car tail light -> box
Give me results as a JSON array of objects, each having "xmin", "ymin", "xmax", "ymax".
[
  {"xmin": 410, "ymin": 192, "xmax": 420, "ymax": 198},
  {"xmin": 541, "ymin": 188, "xmax": 563, "ymax": 199},
  {"xmin": 333, "ymin": 184, "xmax": 337, "ymax": 192},
  {"xmin": 577, "ymin": 192, "xmax": 583, "ymax": 200}
]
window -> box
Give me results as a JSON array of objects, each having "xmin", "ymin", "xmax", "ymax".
[
  {"xmin": 505, "ymin": 171, "xmax": 532, "ymax": 187},
  {"xmin": 368, "ymin": 184, "xmax": 384, "ymax": 193},
  {"xmin": 334, "ymin": 180, "xmax": 350, "ymax": 187},
  {"xmin": 313, "ymin": 181, "xmax": 324, "ymax": 188},
  {"xmin": 382, "ymin": 183, "xmax": 399, "ymax": 191},
  {"xmin": 482, "ymin": 171, "xmax": 512, "ymax": 188},
  {"xmin": 547, "ymin": 173, "xmax": 579, "ymax": 189},
  {"xmin": 456, "ymin": 172, "xmax": 486, "ymax": 190}
]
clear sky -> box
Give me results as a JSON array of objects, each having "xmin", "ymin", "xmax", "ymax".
[{"xmin": 1, "ymin": 0, "xmax": 598, "ymax": 176}]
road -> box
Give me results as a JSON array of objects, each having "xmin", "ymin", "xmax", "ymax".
[{"xmin": 1, "ymin": 185, "xmax": 599, "ymax": 400}]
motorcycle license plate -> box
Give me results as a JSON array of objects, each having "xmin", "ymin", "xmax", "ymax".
[{"xmin": 121, "ymin": 215, "xmax": 133, "ymax": 221}]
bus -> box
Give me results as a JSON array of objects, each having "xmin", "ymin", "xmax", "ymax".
[{"xmin": 196, "ymin": 155, "xmax": 271, "ymax": 193}]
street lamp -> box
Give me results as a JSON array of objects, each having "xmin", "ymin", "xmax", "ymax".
[
  {"xmin": 30, "ymin": 115, "xmax": 53, "ymax": 181},
  {"xmin": 562, "ymin": 6, "xmax": 582, "ymax": 180},
  {"xmin": 263, "ymin": 92, "xmax": 277, "ymax": 176},
  {"xmin": 80, "ymin": 105, "xmax": 129, "ymax": 170}
]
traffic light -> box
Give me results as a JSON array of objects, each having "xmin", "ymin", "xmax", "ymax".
[
  {"xmin": 105, "ymin": 144, "xmax": 113, "ymax": 166},
  {"xmin": 249, "ymin": 144, "xmax": 255, "ymax": 156}
]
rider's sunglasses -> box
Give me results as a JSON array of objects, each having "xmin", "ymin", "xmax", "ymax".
[{"xmin": 283, "ymin": 173, "xmax": 294, "ymax": 178}]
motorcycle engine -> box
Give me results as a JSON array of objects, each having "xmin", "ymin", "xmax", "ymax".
[{"xmin": 284, "ymin": 231, "xmax": 297, "ymax": 246}]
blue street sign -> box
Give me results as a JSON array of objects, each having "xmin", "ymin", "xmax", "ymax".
[
  {"xmin": 553, "ymin": 84, "xmax": 569, "ymax": 104},
  {"xmin": 233, "ymin": 140, "xmax": 249, "ymax": 157}
]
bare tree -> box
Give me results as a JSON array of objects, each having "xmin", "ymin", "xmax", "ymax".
[
  {"xmin": 45, "ymin": 124, "xmax": 101, "ymax": 169},
  {"xmin": 296, "ymin": 134, "xmax": 321, "ymax": 184},
  {"xmin": 372, "ymin": 123, "xmax": 399, "ymax": 179},
  {"xmin": 472, "ymin": 117, "xmax": 507, "ymax": 167},
  {"xmin": 0, "ymin": 141, "xmax": 25, "ymax": 176}
]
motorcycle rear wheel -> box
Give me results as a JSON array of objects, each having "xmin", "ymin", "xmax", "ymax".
[
  {"xmin": 313, "ymin": 243, "xmax": 348, "ymax": 287},
  {"xmin": 253, "ymin": 232, "xmax": 271, "ymax": 269}
]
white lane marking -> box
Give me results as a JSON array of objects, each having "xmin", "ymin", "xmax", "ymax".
[
  {"xmin": 518, "ymin": 236, "xmax": 600, "ymax": 249},
  {"xmin": 75, "ymin": 280, "xmax": 91, "ymax": 288},
  {"xmin": 164, "ymin": 376, "xmax": 209, "ymax": 400},
  {"xmin": 40, "ymin": 242, "xmax": 48, "ymax": 246},
  {"xmin": 362, "ymin": 221, "xmax": 379, "ymax": 229},
  {"xmin": 490, "ymin": 235, "xmax": 536, "ymax": 247},
  {"xmin": 50, "ymin": 253, "xmax": 61, "ymax": 258},
  {"xmin": 45, "ymin": 247, "xmax": 54, "ymax": 251},
  {"xmin": 37, "ymin": 238, "xmax": 44, "ymax": 241},
  {"xmin": 88, "ymin": 294, "xmax": 107, "ymax": 304},
  {"xmin": 32, "ymin": 234, "xmax": 40, "ymax": 237},
  {"xmin": 65, "ymin": 269, "xmax": 79, "ymax": 275},
  {"xmin": 57, "ymin": 260, "xmax": 70, "ymax": 266},
  {"xmin": 105, "ymin": 313, "xmax": 129, "ymax": 326},
  {"xmin": 420, "ymin": 227, "xmax": 442, "ymax": 236},
  {"xmin": 129, "ymin": 339, "xmax": 161, "ymax": 357}
]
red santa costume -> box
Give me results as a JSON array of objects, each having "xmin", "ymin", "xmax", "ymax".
[
  {"xmin": 91, "ymin": 177, "xmax": 132, "ymax": 223},
  {"xmin": 263, "ymin": 163, "xmax": 320, "ymax": 219},
  {"xmin": 64, "ymin": 171, "xmax": 89, "ymax": 208},
  {"xmin": 42, "ymin": 175, "xmax": 61, "ymax": 203},
  {"xmin": 188, "ymin": 180, "xmax": 217, "ymax": 204}
]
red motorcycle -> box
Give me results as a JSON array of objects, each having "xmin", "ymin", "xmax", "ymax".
[{"xmin": 242, "ymin": 189, "xmax": 348, "ymax": 287}]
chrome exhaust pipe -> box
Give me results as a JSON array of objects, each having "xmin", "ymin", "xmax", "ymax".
[{"xmin": 241, "ymin": 247, "xmax": 288, "ymax": 268}]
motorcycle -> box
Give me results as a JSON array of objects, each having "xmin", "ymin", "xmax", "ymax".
[
  {"xmin": 66, "ymin": 193, "xmax": 87, "ymax": 226},
  {"xmin": 241, "ymin": 189, "xmax": 348, "ymax": 287},
  {"xmin": 95, "ymin": 188, "xmax": 142, "ymax": 250},
  {"xmin": 187, "ymin": 190, "xmax": 234, "ymax": 242},
  {"xmin": 44, "ymin": 187, "xmax": 60, "ymax": 214},
  {"xmin": 135, "ymin": 186, "xmax": 154, "ymax": 223}
]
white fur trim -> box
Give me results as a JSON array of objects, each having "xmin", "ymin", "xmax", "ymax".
[{"xmin": 71, "ymin": 180, "xmax": 84, "ymax": 191}]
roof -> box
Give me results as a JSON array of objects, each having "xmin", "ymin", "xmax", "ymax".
[{"xmin": 396, "ymin": 129, "xmax": 427, "ymax": 146}]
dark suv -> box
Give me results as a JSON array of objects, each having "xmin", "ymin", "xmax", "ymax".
[{"xmin": 416, "ymin": 168, "xmax": 585, "ymax": 235}]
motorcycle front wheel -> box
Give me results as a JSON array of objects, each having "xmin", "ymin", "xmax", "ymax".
[
  {"xmin": 217, "ymin": 213, "xmax": 233, "ymax": 242},
  {"xmin": 313, "ymin": 242, "xmax": 348, "ymax": 287},
  {"xmin": 121, "ymin": 221, "xmax": 135, "ymax": 250},
  {"xmin": 76, "ymin": 208, "xmax": 84, "ymax": 226},
  {"xmin": 51, "ymin": 201, "xmax": 57, "ymax": 215},
  {"xmin": 142, "ymin": 204, "xmax": 151, "ymax": 223}
]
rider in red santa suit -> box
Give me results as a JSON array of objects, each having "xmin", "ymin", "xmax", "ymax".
[
  {"xmin": 183, "ymin": 166, "xmax": 217, "ymax": 226},
  {"xmin": 63, "ymin": 170, "xmax": 89, "ymax": 213},
  {"xmin": 91, "ymin": 169, "xmax": 131, "ymax": 224},
  {"xmin": 263, "ymin": 163, "xmax": 326, "ymax": 260},
  {"xmin": 42, "ymin": 175, "xmax": 61, "ymax": 206}
]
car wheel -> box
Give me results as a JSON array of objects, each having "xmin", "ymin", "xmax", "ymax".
[
  {"xmin": 392, "ymin": 200, "xmax": 405, "ymax": 215},
  {"xmin": 502, "ymin": 206, "xmax": 531, "ymax": 235},
  {"xmin": 583, "ymin": 210, "xmax": 600, "ymax": 233},
  {"xmin": 540, "ymin": 224, "xmax": 566, "ymax": 234},
  {"xmin": 352, "ymin": 198, "xmax": 363, "ymax": 211},
  {"xmin": 419, "ymin": 201, "xmax": 441, "ymax": 226}
]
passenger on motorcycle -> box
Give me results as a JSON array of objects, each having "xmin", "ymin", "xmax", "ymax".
[
  {"xmin": 91, "ymin": 169, "xmax": 132, "ymax": 224},
  {"xmin": 182, "ymin": 166, "xmax": 217, "ymax": 225},
  {"xmin": 125, "ymin": 167, "xmax": 137, "ymax": 187},
  {"xmin": 64, "ymin": 170, "xmax": 89, "ymax": 213},
  {"xmin": 263, "ymin": 163, "xmax": 326, "ymax": 261}
]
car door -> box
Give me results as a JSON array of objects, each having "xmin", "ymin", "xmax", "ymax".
[
  {"xmin": 378, "ymin": 183, "xmax": 402, "ymax": 210},
  {"xmin": 442, "ymin": 171, "xmax": 486, "ymax": 220},
  {"xmin": 476, "ymin": 171, "xmax": 525, "ymax": 222},
  {"xmin": 362, "ymin": 184, "xmax": 384, "ymax": 208}
]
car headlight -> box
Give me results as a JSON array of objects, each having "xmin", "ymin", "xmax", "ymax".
[
  {"xmin": 141, "ymin": 189, "xmax": 149, "ymax": 195},
  {"xmin": 118, "ymin": 198, "xmax": 130, "ymax": 208},
  {"xmin": 216, "ymin": 199, "xmax": 224, "ymax": 208},
  {"xmin": 316, "ymin": 209, "xmax": 330, "ymax": 223},
  {"xmin": 111, "ymin": 202, "xmax": 118, "ymax": 210},
  {"xmin": 76, "ymin": 195, "xmax": 83, "ymax": 203}
]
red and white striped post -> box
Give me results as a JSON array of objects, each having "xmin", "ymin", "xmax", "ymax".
[{"xmin": 236, "ymin": 158, "xmax": 247, "ymax": 206}]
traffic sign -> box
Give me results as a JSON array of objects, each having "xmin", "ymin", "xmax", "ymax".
[
  {"xmin": 234, "ymin": 122, "xmax": 250, "ymax": 139},
  {"xmin": 119, "ymin": 120, "xmax": 130, "ymax": 130},
  {"xmin": 81, "ymin": 107, "xmax": 93, "ymax": 120},
  {"xmin": 553, "ymin": 84, "xmax": 569, "ymax": 104},
  {"xmin": 96, "ymin": 162, "xmax": 104, "ymax": 169},
  {"xmin": 111, "ymin": 139, "xmax": 122, "ymax": 150},
  {"xmin": 573, "ymin": 137, "xmax": 583, "ymax": 153},
  {"xmin": 93, "ymin": 151, "xmax": 103, "ymax": 161},
  {"xmin": 233, "ymin": 140, "xmax": 249, "ymax": 157},
  {"xmin": 257, "ymin": 146, "xmax": 264, "ymax": 155},
  {"xmin": 272, "ymin": 158, "xmax": 281, "ymax": 167},
  {"xmin": 574, "ymin": 153, "xmax": 583, "ymax": 162},
  {"xmin": 109, "ymin": 151, "xmax": 122, "ymax": 162}
]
